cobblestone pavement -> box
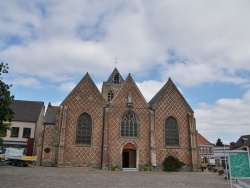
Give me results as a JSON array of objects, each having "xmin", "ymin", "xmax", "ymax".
[{"xmin": 0, "ymin": 165, "xmax": 240, "ymax": 188}]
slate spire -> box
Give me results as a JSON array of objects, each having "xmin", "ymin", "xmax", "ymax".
[{"xmin": 106, "ymin": 68, "xmax": 124, "ymax": 84}]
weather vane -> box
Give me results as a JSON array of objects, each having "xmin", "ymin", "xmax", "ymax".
[{"xmin": 114, "ymin": 57, "xmax": 118, "ymax": 68}]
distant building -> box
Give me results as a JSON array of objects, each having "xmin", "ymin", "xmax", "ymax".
[
  {"xmin": 197, "ymin": 133, "xmax": 214, "ymax": 163},
  {"xmin": 213, "ymin": 146, "xmax": 230, "ymax": 167},
  {"xmin": 231, "ymin": 135, "xmax": 250, "ymax": 152},
  {"xmin": 1, "ymin": 100, "xmax": 44, "ymax": 156}
]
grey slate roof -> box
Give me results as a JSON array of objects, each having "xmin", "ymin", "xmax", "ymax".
[
  {"xmin": 106, "ymin": 68, "xmax": 124, "ymax": 83},
  {"xmin": 10, "ymin": 100, "xmax": 44, "ymax": 122},
  {"xmin": 233, "ymin": 135, "xmax": 250, "ymax": 148},
  {"xmin": 44, "ymin": 103, "xmax": 60, "ymax": 124}
]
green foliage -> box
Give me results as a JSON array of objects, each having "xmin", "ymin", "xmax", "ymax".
[
  {"xmin": 216, "ymin": 138, "xmax": 224, "ymax": 146},
  {"xmin": 110, "ymin": 164, "xmax": 118, "ymax": 171},
  {"xmin": 218, "ymin": 169, "xmax": 224, "ymax": 175},
  {"xmin": 142, "ymin": 165, "xmax": 149, "ymax": 171},
  {"xmin": 212, "ymin": 168, "xmax": 218, "ymax": 173},
  {"xmin": 230, "ymin": 142, "xmax": 235, "ymax": 146},
  {"xmin": 0, "ymin": 62, "xmax": 14, "ymax": 145},
  {"xmin": 162, "ymin": 155, "xmax": 185, "ymax": 172}
]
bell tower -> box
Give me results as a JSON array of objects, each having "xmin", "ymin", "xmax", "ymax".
[{"xmin": 102, "ymin": 68, "xmax": 124, "ymax": 103}]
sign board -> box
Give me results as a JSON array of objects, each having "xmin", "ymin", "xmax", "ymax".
[{"xmin": 229, "ymin": 151, "xmax": 250, "ymax": 178}]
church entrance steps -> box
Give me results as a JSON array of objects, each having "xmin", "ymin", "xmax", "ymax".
[{"xmin": 122, "ymin": 168, "xmax": 138, "ymax": 171}]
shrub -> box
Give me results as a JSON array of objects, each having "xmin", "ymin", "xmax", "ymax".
[
  {"xmin": 110, "ymin": 164, "xmax": 118, "ymax": 171},
  {"xmin": 212, "ymin": 168, "xmax": 218, "ymax": 173},
  {"xmin": 142, "ymin": 165, "xmax": 149, "ymax": 171},
  {"xmin": 162, "ymin": 155, "xmax": 185, "ymax": 172},
  {"xmin": 218, "ymin": 170, "xmax": 224, "ymax": 175}
]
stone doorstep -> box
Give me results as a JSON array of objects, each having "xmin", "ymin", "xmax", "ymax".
[{"xmin": 122, "ymin": 168, "xmax": 138, "ymax": 171}]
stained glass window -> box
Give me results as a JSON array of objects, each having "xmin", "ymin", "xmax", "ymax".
[
  {"xmin": 76, "ymin": 113, "xmax": 92, "ymax": 145},
  {"xmin": 165, "ymin": 117, "xmax": 179, "ymax": 146}
]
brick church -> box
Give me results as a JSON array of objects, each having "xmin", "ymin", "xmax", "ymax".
[{"xmin": 37, "ymin": 68, "xmax": 199, "ymax": 171}]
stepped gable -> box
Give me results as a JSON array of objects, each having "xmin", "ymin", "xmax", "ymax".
[
  {"xmin": 106, "ymin": 68, "xmax": 124, "ymax": 83},
  {"xmin": 148, "ymin": 77, "xmax": 193, "ymax": 112},
  {"xmin": 110, "ymin": 73, "xmax": 148, "ymax": 108},
  {"xmin": 61, "ymin": 72, "xmax": 104, "ymax": 106}
]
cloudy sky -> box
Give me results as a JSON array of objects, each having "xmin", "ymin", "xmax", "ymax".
[{"xmin": 1, "ymin": 0, "xmax": 250, "ymax": 145}]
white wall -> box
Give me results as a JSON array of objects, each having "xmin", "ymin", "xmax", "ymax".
[{"xmin": 4, "ymin": 121, "xmax": 36, "ymax": 142}]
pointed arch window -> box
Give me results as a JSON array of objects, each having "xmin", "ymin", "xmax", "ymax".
[
  {"xmin": 121, "ymin": 111, "xmax": 138, "ymax": 137},
  {"xmin": 165, "ymin": 116, "xmax": 179, "ymax": 147},
  {"xmin": 108, "ymin": 90, "xmax": 114, "ymax": 102},
  {"xmin": 76, "ymin": 113, "xmax": 92, "ymax": 145}
]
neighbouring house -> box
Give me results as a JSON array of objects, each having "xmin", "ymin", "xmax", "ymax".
[
  {"xmin": 231, "ymin": 135, "xmax": 250, "ymax": 152},
  {"xmin": 197, "ymin": 133, "xmax": 214, "ymax": 163},
  {"xmin": 37, "ymin": 68, "xmax": 199, "ymax": 171},
  {"xmin": 1, "ymin": 100, "xmax": 44, "ymax": 156}
]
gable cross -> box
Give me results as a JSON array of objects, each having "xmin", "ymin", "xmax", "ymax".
[{"xmin": 114, "ymin": 57, "xmax": 118, "ymax": 68}]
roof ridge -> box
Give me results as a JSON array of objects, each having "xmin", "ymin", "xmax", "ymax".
[{"xmin": 13, "ymin": 99, "xmax": 44, "ymax": 103}]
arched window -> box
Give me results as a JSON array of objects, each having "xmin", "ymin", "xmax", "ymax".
[
  {"xmin": 112, "ymin": 73, "xmax": 120, "ymax": 84},
  {"xmin": 108, "ymin": 90, "xmax": 114, "ymax": 102},
  {"xmin": 165, "ymin": 116, "xmax": 179, "ymax": 147},
  {"xmin": 121, "ymin": 111, "xmax": 138, "ymax": 137},
  {"xmin": 76, "ymin": 113, "xmax": 92, "ymax": 145}
]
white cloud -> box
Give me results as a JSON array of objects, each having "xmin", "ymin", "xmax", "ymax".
[
  {"xmin": 57, "ymin": 81, "xmax": 76, "ymax": 92},
  {"xmin": 1, "ymin": 0, "xmax": 250, "ymax": 88},
  {"xmin": 51, "ymin": 101, "xmax": 62, "ymax": 106},
  {"xmin": 195, "ymin": 90, "xmax": 250, "ymax": 144},
  {"xmin": 11, "ymin": 77, "xmax": 42, "ymax": 89},
  {"xmin": 136, "ymin": 80, "xmax": 165, "ymax": 102}
]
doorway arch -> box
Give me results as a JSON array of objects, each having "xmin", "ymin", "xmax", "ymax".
[{"xmin": 122, "ymin": 143, "xmax": 136, "ymax": 168}]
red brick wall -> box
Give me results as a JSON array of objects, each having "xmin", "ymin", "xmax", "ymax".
[
  {"xmin": 107, "ymin": 76, "xmax": 151, "ymax": 168},
  {"xmin": 60, "ymin": 74, "xmax": 105, "ymax": 167},
  {"xmin": 153, "ymin": 81, "xmax": 194, "ymax": 168}
]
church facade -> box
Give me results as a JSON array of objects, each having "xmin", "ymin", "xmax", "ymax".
[{"xmin": 36, "ymin": 68, "xmax": 199, "ymax": 171}]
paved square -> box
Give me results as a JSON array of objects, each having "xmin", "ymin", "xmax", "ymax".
[{"xmin": 0, "ymin": 165, "xmax": 235, "ymax": 188}]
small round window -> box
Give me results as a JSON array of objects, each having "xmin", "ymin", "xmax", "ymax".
[{"xmin": 44, "ymin": 148, "xmax": 51, "ymax": 153}]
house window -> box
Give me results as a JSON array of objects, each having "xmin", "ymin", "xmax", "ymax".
[
  {"xmin": 10, "ymin": 127, "xmax": 19, "ymax": 137},
  {"xmin": 165, "ymin": 117, "xmax": 179, "ymax": 147},
  {"xmin": 108, "ymin": 91, "xmax": 114, "ymax": 102},
  {"xmin": 76, "ymin": 113, "xmax": 92, "ymax": 145},
  {"xmin": 121, "ymin": 111, "xmax": 138, "ymax": 137},
  {"xmin": 23, "ymin": 128, "xmax": 31, "ymax": 138}
]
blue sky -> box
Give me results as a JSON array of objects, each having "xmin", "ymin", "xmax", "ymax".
[{"xmin": 1, "ymin": 0, "xmax": 250, "ymax": 145}]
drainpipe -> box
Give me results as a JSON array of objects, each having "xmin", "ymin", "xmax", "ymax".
[{"xmin": 101, "ymin": 105, "xmax": 108, "ymax": 169}]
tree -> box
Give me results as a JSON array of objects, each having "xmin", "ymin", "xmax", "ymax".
[
  {"xmin": 230, "ymin": 142, "xmax": 235, "ymax": 146},
  {"xmin": 0, "ymin": 62, "xmax": 14, "ymax": 145},
  {"xmin": 216, "ymin": 138, "xmax": 224, "ymax": 146}
]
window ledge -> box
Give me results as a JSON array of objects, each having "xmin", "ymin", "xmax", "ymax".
[
  {"xmin": 75, "ymin": 144, "xmax": 91, "ymax": 147},
  {"xmin": 165, "ymin": 146, "xmax": 181, "ymax": 149}
]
